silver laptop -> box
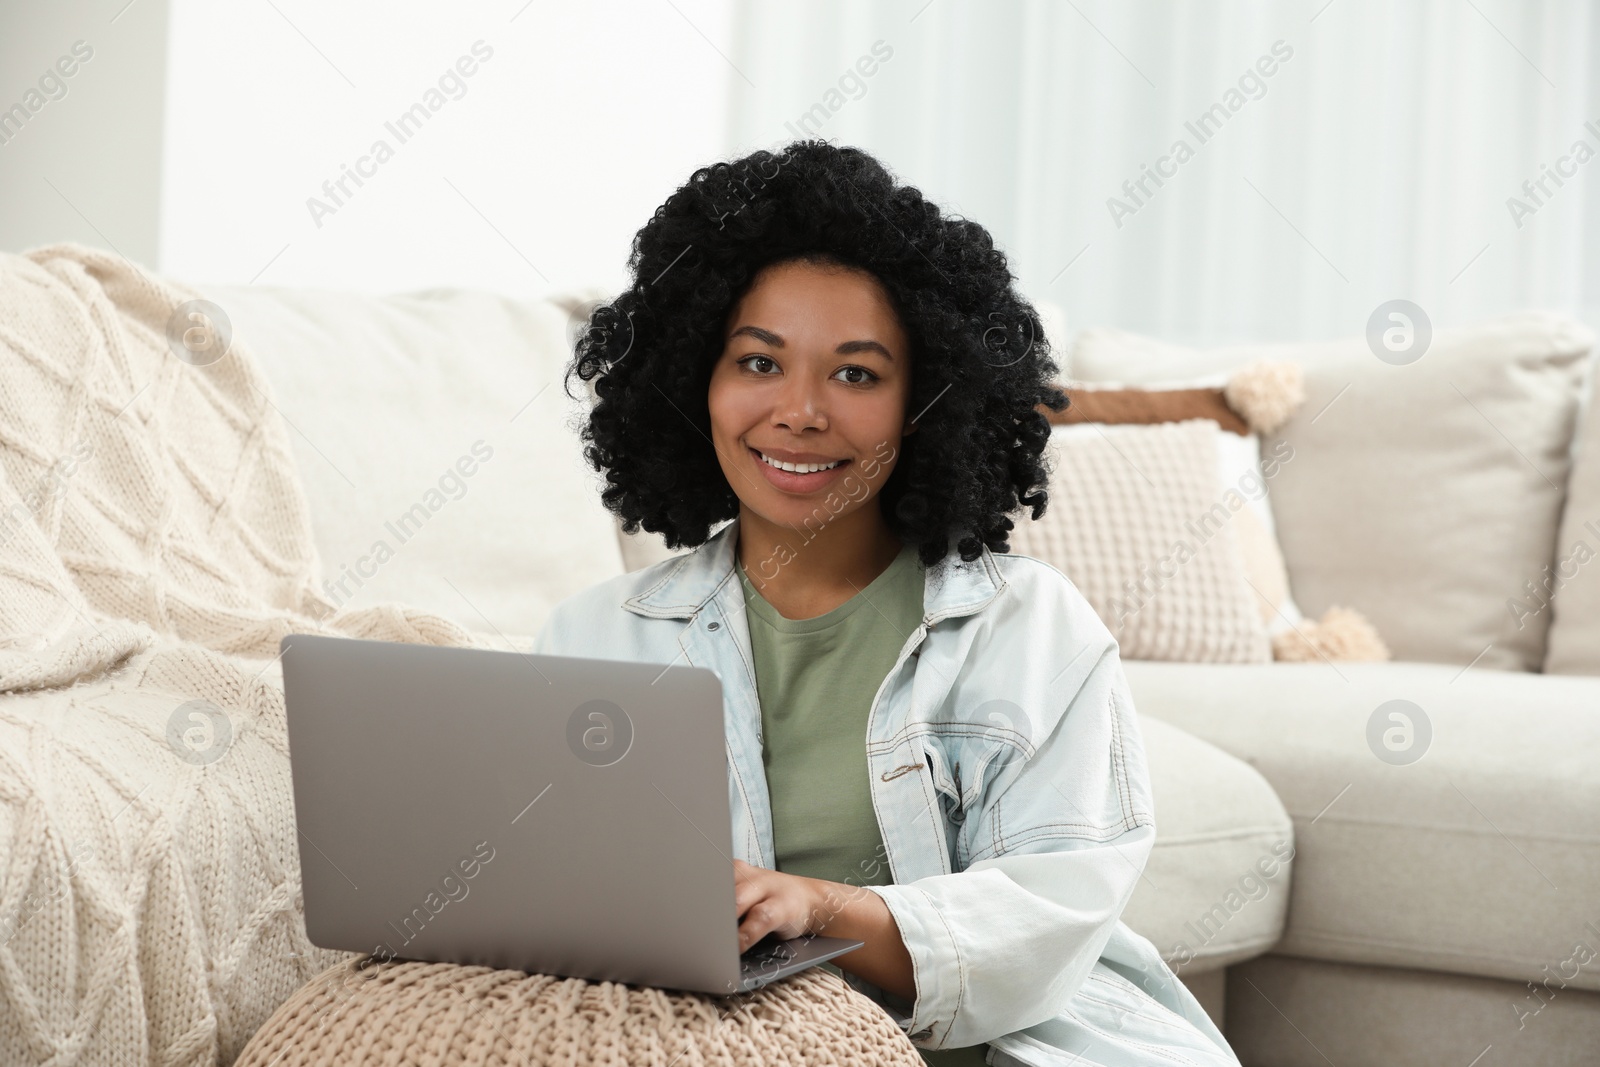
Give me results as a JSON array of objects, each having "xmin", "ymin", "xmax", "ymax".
[{"xmin": 280, "ymin": 633, "xmax": 863, "ymax": 995}]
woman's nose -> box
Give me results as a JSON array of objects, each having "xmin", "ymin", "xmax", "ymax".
[{"xmin": 771, "ymin": 377, "xmax": 828, "ymax": 433}]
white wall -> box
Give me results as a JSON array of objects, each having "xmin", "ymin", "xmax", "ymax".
[
  {"xmin": 159, "ymin": 0, "xmax": 737, "ymax": 297},
  {"xmin": 0, "ymin": 0, "xmax": 170, "ymax": 264}
]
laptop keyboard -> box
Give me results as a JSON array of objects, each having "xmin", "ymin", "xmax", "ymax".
[{"xmin": 739, "ymin": 935, "xmax": 798, "ymax": 976}]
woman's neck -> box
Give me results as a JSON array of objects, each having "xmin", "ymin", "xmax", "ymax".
[{"xmin": 735, "ymin": 504, "xmax": 905, "ymax": 621}]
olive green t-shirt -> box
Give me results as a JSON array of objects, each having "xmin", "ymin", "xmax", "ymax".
[{"xmin": 738, "ymin": 544, "xmax": 991, "ymax": 1067}]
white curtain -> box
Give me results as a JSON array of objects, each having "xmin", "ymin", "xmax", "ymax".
[{"xmin": 728, "ymin": 0, "xmax": 1600, "ymax": 345}]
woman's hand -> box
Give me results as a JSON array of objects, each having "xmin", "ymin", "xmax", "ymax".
[
  {"xmin": 731, "ymin": 858, "xmax": 916, "ymax": 1000},
  {"xmin": 732, "ymin": 858, "xmax": 825, "ymax": 950}
]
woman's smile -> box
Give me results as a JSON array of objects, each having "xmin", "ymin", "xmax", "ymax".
[{"xmin": 749, "ymin": 446, "xmax": 853, "ymax": 492}]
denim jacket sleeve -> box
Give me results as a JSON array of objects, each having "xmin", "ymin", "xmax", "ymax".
[{"xmin": 862, "ymin": 588, "xmax": 1156, "ymax": 1051}]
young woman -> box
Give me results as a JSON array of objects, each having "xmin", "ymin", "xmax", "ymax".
[{"xmin": 534, "ymin": 142, "xmax": 1240, "ymax": 1066}]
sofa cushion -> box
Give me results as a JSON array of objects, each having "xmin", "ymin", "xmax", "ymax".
[
  {"xmin": 1123, "ymin": 660, "xmax": 1600, "ymax": 992},
  {"xmin": 1069, "ymin": 314, "xmax": 1595, "ymax": 672},
  {"xmin": 1226, "ymin": 955, "xmax": 1600, "ymax": 1067},
  {"xmin": 1120, "ymin": 714, "xmax": 1292, "ymax": 974},
  {"xmin": 1546, "ymin": 357, "xmax": 1600, "ymax": 675},
  {"xmin": 202, "ymin": 284, "xmax": 625, "ymax": 637},
  {"xmin": 1008, "ymin": 420, "xmax": 1273, "ymax": 663}
]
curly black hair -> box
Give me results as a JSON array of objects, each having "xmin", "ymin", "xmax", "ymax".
[{"xmin": 567, "ymin": 140, "xmax": 1067, "ymax": 565}]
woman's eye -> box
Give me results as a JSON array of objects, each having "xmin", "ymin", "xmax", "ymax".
[
  {"xmin": 832, "ymin": 365, "xmax": 878, "ymax": 385},
  {"xmin": 737, "ymin": 355, "xmax": 778, "ymax": 374}
]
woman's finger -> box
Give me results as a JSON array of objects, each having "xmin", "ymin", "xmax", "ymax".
[
  {"xmin": 733, "ymin": 864, "xmax": 779, "ymax": 949},
  {"xmin": 732, "ymin": 862, "xmax": 766, "ymax": 914},
  {"xmin": 737, "ymin": 898, "xmax": 779, "ymax": 951}
]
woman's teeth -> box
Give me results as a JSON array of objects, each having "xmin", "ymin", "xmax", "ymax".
[{"xmin": 757, "ymin": 451, "xmax": 844, "ymax": 474}]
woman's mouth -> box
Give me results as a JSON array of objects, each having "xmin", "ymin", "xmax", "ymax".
[{"xmin": 750, "ymin": 447, "xmax": 851, "ymax": 491}]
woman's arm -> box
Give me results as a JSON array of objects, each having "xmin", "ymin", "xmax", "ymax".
[
  {"xmin": 731, "ymin": 859, "xmax": 914, "ymax": 998},
  {"xmin": 809, "ymin": 876, "xmax": 915, "ymax": 998}
]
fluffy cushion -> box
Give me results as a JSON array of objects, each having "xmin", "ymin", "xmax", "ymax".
[
  {"xmin": 1044, "ymin": 368, "xmax": 1311, "ymax": 636},
  {"xmin": 200, "ymin": 282, "xmax": 626, "ymax": 638},
  {"xmin": 1069, "ymin": 314, "xmax": 1595, "ymax": 672},
  {"xmin": 1223, "ymin": 361, "xmax": 1306, "ymax": 436},
  {"xmin": 1271, "ymin": 606, "xmax": 1390, "ymax": 663},
  {"xmin": 1009, "ymin": 419, "xmax": 1272, "ymax": 663},
  {"xmin": 235, "ymin": 957, "xmax": 922, "ymax": 1067}
]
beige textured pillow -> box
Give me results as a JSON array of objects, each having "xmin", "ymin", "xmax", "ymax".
[
  {"xmin": 1545, "ymin": 359, "xmax": 1600, "ymax": 675},
  {"xmin": 1009, "ymin": 419, "xmax": 1271, "ymax": 663},
  {"xmin": 1043, "ymin": 369, "xmax": 1308, "ymax": 635},
  {"xmin": 1069, "ymin": 314, "xmax": 1595, "ymax": 673}
]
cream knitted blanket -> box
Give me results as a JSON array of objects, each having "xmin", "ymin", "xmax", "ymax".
[{"xmin": 0, "ymin": 245, "xmax": 489, "ymax": 1065}]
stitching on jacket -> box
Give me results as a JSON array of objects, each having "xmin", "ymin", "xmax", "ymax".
[
  {"xmin": 920, "ymin": 742, "xmax": 955, "ymax": 798},
  {"xmin": 627, "ymin": 532, "xmax": 747, "ymax": 617},
  {"xmin": 709, "ymin": 586, "xmax": 759, "ymax": 694},
  {"xmin": 968, "ymin": 818, "xmax": 1150, "ymax": 864},
  {"xmin": 918, "ymin": 748, "xmax": 969, "ymax": 872},
  {"xmin": 625, "ymin": 552, "xmax": 696, "ymax": 612},
  {"xmin": 1108, "ymin": 688, "xmax": 1128, "ymax": 829},
  {"xmin": 686, "ymin": 609, "xmax": 764, "ymax": 862},
  {"xmin": 1108, "ymin": 688, "xmax": 1136, "ymax": 831},
  {"xmin": 992, "ymin": 816, "xmax": 1131, "ymax": 835},
  {"xmin": 723, "ymin": 739, "xmax": 758, "ymax": 860},
  {"xmin": 910, "ymin": 747, "xmax": 951, "ymax": 876},
  {"xmin": 869, "ymin": 721, "xmax": 1036, "ymax": 754},
  {"xmin": 919, "ymin": 882, "xmax": 968, "ymax": 1048},
  {"xmin": 710, "ymin": 584, "xmax": 772, "ymax": 861},
  {"xmin": 738, "ymin": 763, "xmax": 758, "ymax": 859}
]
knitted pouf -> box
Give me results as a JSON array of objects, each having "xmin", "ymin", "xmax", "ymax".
[{"xmin": 235, "ymin": 955, "xmax": 925, "ymax": 1067}]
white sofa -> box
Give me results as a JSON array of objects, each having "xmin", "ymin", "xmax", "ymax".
[
  {"xmin": 201, "ymin": 280, "xmax": 1599, "ymax": 1066},
  {"xmin": 1062, "ymin": 316, "xmax": 1600, "ymax": 1065}
]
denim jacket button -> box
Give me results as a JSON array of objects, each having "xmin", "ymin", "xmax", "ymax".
[{"xmin": 707, "ymin": 621, "xmax": 720, "ymax": 631}]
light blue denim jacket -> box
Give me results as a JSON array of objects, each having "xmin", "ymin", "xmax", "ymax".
[{"xmin": 533, "ymin": 520, "xmax": 1239, "ymax": 1066}]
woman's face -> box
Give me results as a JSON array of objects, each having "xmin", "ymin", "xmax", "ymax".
[{"xmin": 707, "ymin": 259, "xmax": 913, "ymax": 534}]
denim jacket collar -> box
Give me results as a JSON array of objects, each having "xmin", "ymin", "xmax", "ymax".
[{"xmin": 621, "ymin": 518, "xmax": 1008, "ymax": 624}]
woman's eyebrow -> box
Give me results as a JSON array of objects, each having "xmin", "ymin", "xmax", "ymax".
[
  {"xmin": 727, "ymin": 324, "xmax": 894, "ymax": 361},
  {"xmin": 835, "ymin": 339, "xmax": 894, "ymax": 361}
]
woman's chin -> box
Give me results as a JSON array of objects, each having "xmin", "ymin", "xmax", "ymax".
[{"xmin": 740, "ymin": 499, "xmax": 862, "ymax": 538}]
